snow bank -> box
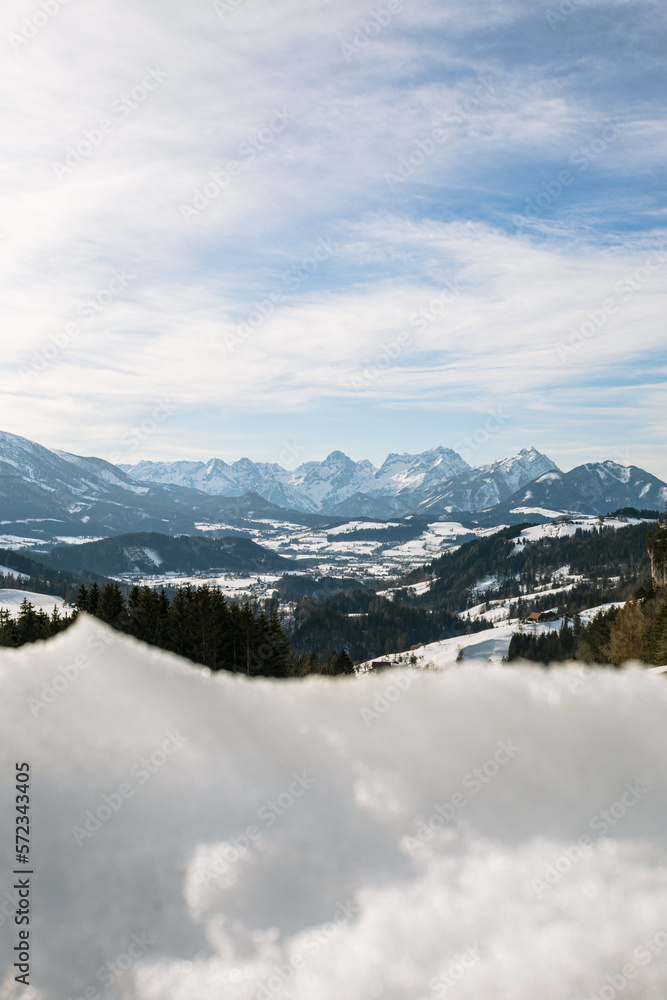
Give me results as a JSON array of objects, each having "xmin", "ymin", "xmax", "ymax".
[{"xmin": 1, "ymin": 618, "xmax": 667, "ymax": 999}]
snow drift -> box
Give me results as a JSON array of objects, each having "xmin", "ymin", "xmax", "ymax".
[{"xmin": 1, "ymin": 617, "xmax": 667, "ymax": 999}]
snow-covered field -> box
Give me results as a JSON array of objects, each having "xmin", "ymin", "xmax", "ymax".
[
  {"xmin": 515, "ymin": 515, "xmax": 655, "ymax": 546},
  {"xmin": 128, "ymin": 573, "xmax": 283, "ymax": 601},
  {"xmin": 0, "ymin": 588, "xmax": 67, "ymax": 616},
  {"xmin": 2, "ymin": 618, "xmax": 667, "ymax": 998},
  {"xmin": 359, "ymin": 603, "xmax": 626, "ymax": 670},
  {"xmin": 208, "ymin": 519, "xmax": 504, "ymax": 582},
  {"xmin": 190, "ymin": 514, "xmax": 654, "ymax": 590}
]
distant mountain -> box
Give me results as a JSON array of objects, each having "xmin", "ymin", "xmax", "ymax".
[
  {"xmin": 498, "ymin": 462, "xmax": 667, "ymax": 518},
  {"xmin": 1, "ymin": 431, "xmax": 665, "ymax": 536},
  {"xmin": 121, "ymin": 456, "xmax": 308, "ymax": 511},
  {"xmin": 122, "ymin": 446, "xmax": 470, "ymax": 514},
  {"xmin": 0, "ymin": 431, "xmax": 338, "ymax": 540},
  {"xmin": 414, "ymin": 448, "xmax": 560, "ymax": 516},
  {"xmin": 122, "ymin": 445, "xmax": 556, "ymax": 518},
  {"xmin": 0, "ymin": 429, "xmax": 196, "ymax": 536},
  {"xmin": 47, "ymin": 532, "xmax": 298, "ymax": 577}
]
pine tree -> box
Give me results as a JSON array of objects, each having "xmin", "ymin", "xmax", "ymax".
[
  {"xmin": 0, "ymin": 607, "xmax": 17, "ymax": 647},
  {"xmin": 87, "ymin": 582, "xmax": 101, "ymax": 615},
  {"xmin": 97, "ymin": 583, "xmax": 127, "ymax": 627},
  {"xmin": 76, "ymin": 584, "xmax": 89, "ymax": 613}
]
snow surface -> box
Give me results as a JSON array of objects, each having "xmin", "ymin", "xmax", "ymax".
[
  {"xmin": 510, "ymin": 506, "xmax": 569, "ymax": 518},
  {"xmin": 0, "ymin": 588, "xmax": 66, "ymax": 616},
  {"xmin": 2, "ymin": 618, "xmax": 667, "ymax": 998},
  {"xmin": 325, "ymin": 521, "xmax": 401, "ymax": 535},
  {"xmin": 515, "ymin": 516, "xmax": 653, "ymax": 546}
]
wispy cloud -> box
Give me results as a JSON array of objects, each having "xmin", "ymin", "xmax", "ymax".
[{"xmin": 0, "ymin": 0, "xmax": 665, "ymax": 475}]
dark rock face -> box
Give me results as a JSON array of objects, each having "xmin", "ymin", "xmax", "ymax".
[{"xmin": 647, "ymin": 523, "xmax": 667, "ymax": 588}]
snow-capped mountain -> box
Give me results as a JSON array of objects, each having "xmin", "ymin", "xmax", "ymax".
[
  {"xmin": 122, "ymin": 446, "xmax": 471, "ymax": 514},
  {"xmin": 0, "ymin": 430, "xmax": 147, "ymax": 498},
  {"xmin": 0, "ymin": 430, "xmax": 322, "ymax": 539},
  {"xmin": 370, "ymin": 447, "xmax": 469, "ymax": 495},
  {"xmin": 416, "ymin": 447, "xmax": 560, "ymax": 515},
  {"xmin": 0, "ymin": 430, "xmax": 665, "ymax": 540},
  {"xmin": 499, "ymin": 461, "xmax": 667, "ymax": 517}
]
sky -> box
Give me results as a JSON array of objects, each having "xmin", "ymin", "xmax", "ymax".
[{"xmin": 1, "ymin": 0, "xmax": 666, "ymax": 477}]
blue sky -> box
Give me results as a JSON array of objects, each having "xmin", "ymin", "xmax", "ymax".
[{"xmin": 1, "ymin": 0, "xmax": 665, "ymax": 477}]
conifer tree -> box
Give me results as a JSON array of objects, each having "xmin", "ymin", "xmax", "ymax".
[
  {"xmin": 87, "ymin": 582, "xmax": 101, "ymax": 615},
  {"xmin": 97, "ymin": 583, "xmax": 127, "ymax": 627},
  {"xmin": 76, "ymin": 584, "xmax": 89, "ymax": 613}
]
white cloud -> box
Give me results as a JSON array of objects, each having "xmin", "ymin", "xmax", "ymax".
[{"xmin": 0, "ymin": 0, "xmax": 664, "ymax": 469}]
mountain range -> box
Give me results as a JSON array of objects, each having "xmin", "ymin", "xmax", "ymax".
[
  {"xmin": 121, "ymin": 446, "xmax": 559, "ymax": 516},
  {"xmin": 0, "ymin": 430, "xmax": 664, "ymax": 540},
  {"xmin": 120, "ymin": 446, "xmax": 471, "ymax": 514}
]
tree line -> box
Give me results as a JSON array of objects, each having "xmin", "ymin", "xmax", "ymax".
[
  {"xmin": 0, "ymin": 582, "xmax": 354, "ymax": 678},
  {"xmin": 508, "ymin": 520, "xmax": 667, "ymax": 666}
]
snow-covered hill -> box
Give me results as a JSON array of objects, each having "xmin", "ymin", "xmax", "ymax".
[
  {"xmin": 0, "ymin": 587, "xmax": 67, "ymax": 616},
  {"xmin": 358, "ymin": 601, "xmax": 625, "ymax": 669},
  {"xmin": 2, "ymin": 617, "xmax": 667, "ymax": 998}
]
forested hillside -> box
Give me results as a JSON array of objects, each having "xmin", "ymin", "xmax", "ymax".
[
  {"xmin": 399, "ymin": 520, "xmax": 652, "ymax": 615},
  {"xmin": 0, "ymin": 546, "xmax": 110, "ymax": 604},
  {"xmin": 290, "ymin": 589, "xmax": 482, "ymax": 663},
  {"xmin": 0, "ymin": 582, "xmax": 354, "ymax": 677},
  {"xmin": 47, "ymin": 531, "xmax": 297, "ymax": 576}
]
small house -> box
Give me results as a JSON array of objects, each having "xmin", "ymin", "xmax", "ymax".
[{"xmin": 526, "ymin": 611, "xmax": 559, "ymax": 624}]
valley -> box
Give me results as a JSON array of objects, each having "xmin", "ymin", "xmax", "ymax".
[{"xmin": 0, "ymin": 428, "xmax": 663, "ymax": 669}]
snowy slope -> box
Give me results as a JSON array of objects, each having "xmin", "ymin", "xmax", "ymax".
[
  {"xmin": 0, "ymin": 588, "xmax": 67, "ymax": 615},
  {"xmin": 2, "ymin": 619, "xmax": 667, "ymax": 999}
]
